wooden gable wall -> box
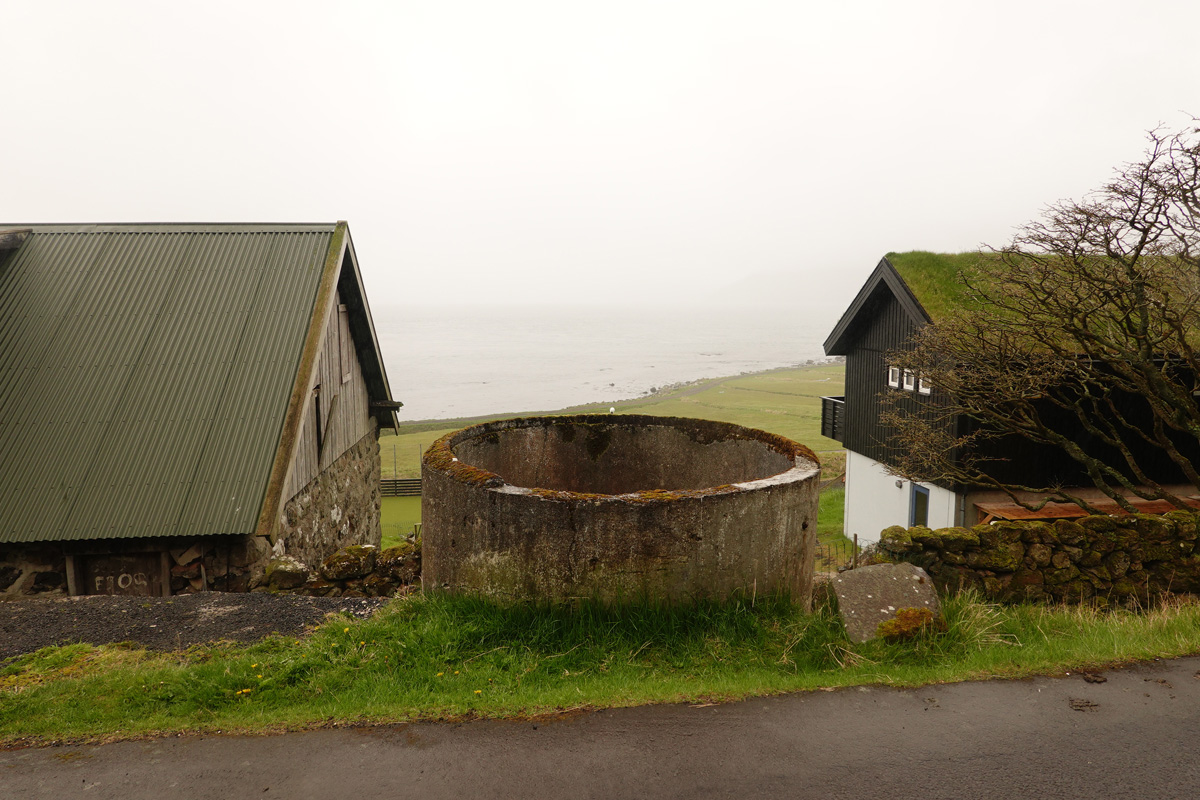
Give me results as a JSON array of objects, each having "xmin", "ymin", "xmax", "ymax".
[{"xmin": 282, "ymin": 287, "xmax": 373, "ymax": 501}]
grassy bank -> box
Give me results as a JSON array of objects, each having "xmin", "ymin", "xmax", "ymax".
[{"xmin": 4, "ymin": 591, "xmax": 1200, "ymax": 743}]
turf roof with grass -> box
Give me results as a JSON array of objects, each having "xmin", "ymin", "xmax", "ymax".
[{"xmin": 883, "ymin": 250, "xmax": 989, "ymax": 324}]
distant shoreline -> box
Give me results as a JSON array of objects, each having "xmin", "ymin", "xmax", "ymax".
[{"xmin": 393, "ymin": 359, "xmax": 843, "ymax": 431}]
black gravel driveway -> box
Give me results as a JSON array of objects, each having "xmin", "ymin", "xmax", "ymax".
[{"xmin": 0, "ymin": 593, "xmax": 389, "ymax": 661}]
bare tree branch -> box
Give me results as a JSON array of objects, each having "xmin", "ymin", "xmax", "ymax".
[{"xmin": 885, "ymin": 121, "xmax": 1200, "ymax": 513}]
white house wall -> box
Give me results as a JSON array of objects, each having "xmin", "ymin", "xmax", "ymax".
[{"xmin": 844, "ymin": 450, "xmax": 958, "ymax": 543}]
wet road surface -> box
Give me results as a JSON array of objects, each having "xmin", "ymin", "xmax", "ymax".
[{"xmin": 4, "ymin": 655, "xmax": 1199, "ymax": 799}]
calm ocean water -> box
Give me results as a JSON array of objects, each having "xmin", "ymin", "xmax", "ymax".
[{"xmin": 373, "ymin": 304, "xmax": 841, "ymax": 422}]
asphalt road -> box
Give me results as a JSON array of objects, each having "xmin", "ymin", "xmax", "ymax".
[{"xmin": 5, "ymin": 656, "xmax": 1199, "ymax": 799}]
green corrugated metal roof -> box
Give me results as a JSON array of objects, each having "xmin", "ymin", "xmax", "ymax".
[{"xmin": 0, "ymin": 223, "xmax": 373, "ymax": 543}]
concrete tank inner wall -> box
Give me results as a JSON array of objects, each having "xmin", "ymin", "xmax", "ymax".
[
  {"xmin": 422, "ymin": 415, "xmax": 821, "ymax": 606},
  {"xmin": 452, "ymin": 418, "xmax": 794, "ymax": 494}
]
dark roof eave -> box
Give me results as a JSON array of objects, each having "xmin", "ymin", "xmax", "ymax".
[
  {"xmin": 335, "ymin": 224, "xmax": 399, "ymax": 431},
  {"xmin": 0, "ymin": 228, "xmax": 31, "ymax": 252},
  {"xmin": 823, "ymin": 256, "xmax": 933, "ymax": 355}
]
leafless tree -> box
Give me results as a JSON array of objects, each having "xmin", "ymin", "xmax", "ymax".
[{"xmin": 884, "ymin": 121, "xmax": 1200, "ymax": 513}]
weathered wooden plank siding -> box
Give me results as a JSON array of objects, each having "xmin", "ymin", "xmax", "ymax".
[{"xmin": 282, "ymin": 290, "xmax": 372, "ymax": 500}]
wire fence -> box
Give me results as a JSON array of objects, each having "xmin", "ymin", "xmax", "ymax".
[
  {"xmin": 814, "ymin": 539, "xmax": 858, "ymax": 572},
  {"xmin": 382, "ymin": 522, "xmax": 422, "ymax": 542},
  {"xmin": 381, "ymin": 479, "xmax": 422, "ymax": 497}
]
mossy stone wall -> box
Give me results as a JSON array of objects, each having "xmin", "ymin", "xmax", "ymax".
[{"xmin": 879, "ymin": 511, "xmax": 1200, "ymax": 605}]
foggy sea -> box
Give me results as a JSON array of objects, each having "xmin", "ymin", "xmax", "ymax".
[{"xmin": 373, "ymin": 304, "xmax": 840, "ymax": 422}]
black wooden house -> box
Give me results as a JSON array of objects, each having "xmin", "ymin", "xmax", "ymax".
[{"xmin": 821, "ymin": 251, "xmax": 1200, "ymax": 543}]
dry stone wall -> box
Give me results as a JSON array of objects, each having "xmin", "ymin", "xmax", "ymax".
[
  {"xmin": 879, "ymin": 511, "xmax": 1200, "ymax": 606},
  {"xmin": 258, "ymin": 541, "xmax": 421, "ymax": 598}
]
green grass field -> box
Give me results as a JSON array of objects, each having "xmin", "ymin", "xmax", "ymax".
[
  {"xmin": 379, "ymin": 363, "xmax": 848, "ymax": 547},
  {"xmin": 381, "ymin": 497, "xmax": 421, "ymax": 549}
]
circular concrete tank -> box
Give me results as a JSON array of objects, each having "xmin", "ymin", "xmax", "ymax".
[{"xmin": 421, "ymin": 415, "xmax": 820, "ymax": 606}]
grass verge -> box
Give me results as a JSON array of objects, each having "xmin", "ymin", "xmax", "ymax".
[{"xmin": 3, "ymin": 592, "xmax": 1200, "ymax": 744}]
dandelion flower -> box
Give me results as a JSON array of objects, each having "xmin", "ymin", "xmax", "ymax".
[
  {"xmin": 436, "ymin": 672, "xmax": 444, "ymax": 677},
  {"xmin": 344, "ymin": 627, "xmax": 349, "ymax": 633},
  {"xmin": 474, "ymin": 690, "xmax": 482, "ymax": 695}
]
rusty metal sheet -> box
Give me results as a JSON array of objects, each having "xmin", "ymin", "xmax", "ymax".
[{"xmin": 976, "ymin": 497, "xmax": 1200, "ymax": 523}]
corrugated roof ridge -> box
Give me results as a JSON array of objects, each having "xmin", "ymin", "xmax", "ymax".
[
  {"xmin": 1, "ymin": 224, "xmax": 340, "ymax": 241},
  {"xmin": 252, "ymin": 224, "xmax": 347, "ymax": 540}
]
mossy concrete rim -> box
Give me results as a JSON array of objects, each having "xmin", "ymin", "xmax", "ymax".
[{"xmin": 422, "ymin": 414, "xmax": 820, "ymax": 503}]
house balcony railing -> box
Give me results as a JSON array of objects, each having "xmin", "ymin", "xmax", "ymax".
[{"xmin": 820, "ymin": 396, "xmax": 845, "ymax": 442}]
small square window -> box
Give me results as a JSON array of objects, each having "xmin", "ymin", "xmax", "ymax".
[
  {"xmin": 887, "ymin": 366, "xmax": 900, "ymax": 388},
  {"xmin": 902, "ymin": 370, "xmax": 916, "ymax": 391},
  {"xmin": 918, "ymin": 376, "xmax": 932, "ymax": 395}
]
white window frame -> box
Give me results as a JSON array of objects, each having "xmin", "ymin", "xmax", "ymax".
[
  {"xmin": 902, "ymin": 369, "xmax": 916, "ymax": 391},
  {"xmin": 887, "ymin": 366, "xmax": 901, "ymax": 388},
  {"xmin": 918, "ymin": 376, "xmax": 932, "ymax": 395}
]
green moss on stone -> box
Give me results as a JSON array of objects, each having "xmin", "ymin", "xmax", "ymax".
[
  {"xmin": 934, "ymin": 526, "xmax": 980, "ymax": 552},
  {"xmin": 880, "ymin": 526, "xmax": 913, "ymax": 551},
  {"xmin": 1165, "ymin": 511, "xmax": 1199, "ymax": 540},
  {"xmin": 320, "ymin": 545, "xmax": 377, "ymax": 581},
  {"xmin": 969, "ymin": 541, "xmax": 1024, "ymax": 572},
  {"xmin": 979, "ymin": 521, "xmax": 1025, "ymax": 550},
  {"xmin": 585, "ymin": 426, "xmax": 612, "ymax": 460},
  {"xmin": 876, "ymin": 607, "xmax": 946, "ymax": 642},
  {"xmin": 1052, "ymin": 519, "xmax": 1086, "ymax": 546}
]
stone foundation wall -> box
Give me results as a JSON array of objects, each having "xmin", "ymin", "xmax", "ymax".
[
  {"xmin": 879, "ymin": 511, "xmax": 1200, "ymax": 606},
  {"xmin": 276, "ymin": 423, "xmax": 382, "ymax": 569}
]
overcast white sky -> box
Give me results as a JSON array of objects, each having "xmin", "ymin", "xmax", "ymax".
[{"xmin": 5, "ymin": 1, "xmax": 1198, "ymax": 307}]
